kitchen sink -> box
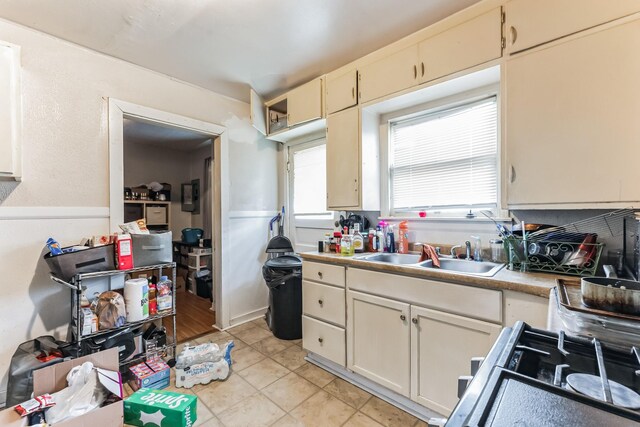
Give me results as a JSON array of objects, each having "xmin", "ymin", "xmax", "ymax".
[
  {"xmin": 356, "ymin": 253, "xmax": 422, "ymax": 265},
  {"xmin": 420, "ymin": 258, "xmax": 505, "ymax": 277}
]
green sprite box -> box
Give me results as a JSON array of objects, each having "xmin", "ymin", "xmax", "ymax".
[{"xmin": 124, "ymin": 388, "xmax": 197, "ymax": 427}]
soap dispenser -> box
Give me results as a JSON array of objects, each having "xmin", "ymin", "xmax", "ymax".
[{"xmin": 471, "ymin": 236, "xmax": 482, "ymax": 262}]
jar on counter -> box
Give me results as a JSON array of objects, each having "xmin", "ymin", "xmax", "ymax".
[{"xmin": 490, "ymin": 239, "xmax": 505, "ymax": 263}]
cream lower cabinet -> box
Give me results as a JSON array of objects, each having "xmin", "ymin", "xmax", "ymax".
[
  {"xmin": 410, "ymin": 306, "xmax": 501, "ymax": 414},
  {"xmin": 347, "ymin": 290, "xmax": 411, "ymax": 396}
]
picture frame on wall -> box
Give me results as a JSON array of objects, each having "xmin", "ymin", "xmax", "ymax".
[
  {"xmin": 191, "ymin": 179, "xmax": 200, "ymax": 214},
  {"xmin": 181, "ymin": 183, "xmax": 194, "ymax": 212}
]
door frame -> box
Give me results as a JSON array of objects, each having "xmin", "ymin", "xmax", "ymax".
[{"xmin": 108, "ymin": 98, "xmax": 229, "ymax": 328}]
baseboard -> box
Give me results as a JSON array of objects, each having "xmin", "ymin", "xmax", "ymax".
[
  {"xmin": 225, "ymin": 307, "xmax": 267, "ymax": 329},
  {"xmin": 305, "ymin": 352, "xmax": 444, "ymax": 422}
]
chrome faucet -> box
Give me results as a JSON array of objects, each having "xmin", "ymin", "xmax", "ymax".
[
  {"xmin": 464, "ymin": 241, "xmax": 472, "ymax": 260},
  {"xmin": 450, "ymin": 245, "xmax": 461, "ymax": 258}
]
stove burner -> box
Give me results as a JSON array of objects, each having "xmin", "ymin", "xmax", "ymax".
[{"xmin": 566, "ymin": 373, "xmax": 640, "ymax": 410}]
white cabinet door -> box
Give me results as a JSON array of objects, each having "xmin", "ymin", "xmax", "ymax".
[
  {"xmin": 0, "ymin": 42, "xmax": 21, "ymax": 179},
  {"xmin": 288, "ymin": 78, "xmax": 323, "ymax": 127},
  {"xmin": 410, "ymin": 306, "xmax": 501, "ymax": 415},
  {"xmin": 358, "ymin": 45, "xmax": 419, "ymax": 104},
  {"xmin": 326, "ymin": 108, "xmax": 360, "ymax": 209},
  {"xmin": 347, "ymin": 290, "xmax": 411, "ymax": 397},
  {"xmin": 418, "ymin": 8, "xmax": 503, "ymax": 83},
  {"xmin": 506, "ymin": 0, "xmax": 640, "ymax": 54},
  {"xmin": 326, "ymin": 69, "xmax": 358, "ymax": 114},
  {"xmin": 506, "ymin": 18, "xmax": 640, "ymax": 206}
]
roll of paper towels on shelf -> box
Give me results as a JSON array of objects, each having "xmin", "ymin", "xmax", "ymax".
[{"xmin": 124, "ymin": 278, "xmax": 149, "ymax": 322}]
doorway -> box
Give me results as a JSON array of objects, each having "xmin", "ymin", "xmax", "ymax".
[{"xmin": 108, "ymin": 99, "xmax": 227, "ymax": 342}]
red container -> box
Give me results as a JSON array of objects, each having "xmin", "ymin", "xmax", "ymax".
[{"xmin": 116, "ymin": 234, "xmax": 134, "ymax": 270}]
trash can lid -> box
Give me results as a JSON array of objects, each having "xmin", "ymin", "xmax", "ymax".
[{"xmin": 264, "ymin": 255, "xmax": 302, "ymax": 269}]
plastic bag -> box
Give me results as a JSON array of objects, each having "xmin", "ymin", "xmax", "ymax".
[
  {"xmin": 46, "ymin": 362, "xmax": 108, "ymax": 424},
  {"xmin": 94, "ymin": 291, "xmax": 126, "ymax": 330},
  {"xmin": 262, "ymin": 266, "xmax": 301, "ymax": 289},
  {"xmin": 175, "ymin": 341, "xmax": 234, "ymax": 388}
]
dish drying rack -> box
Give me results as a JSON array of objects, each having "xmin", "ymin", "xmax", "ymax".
[{"xmin": 502, "ymin": 209, "xmax": 634, "ymax": 276}]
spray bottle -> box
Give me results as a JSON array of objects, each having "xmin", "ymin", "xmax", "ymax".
[{"xmin": 398, "ymin": 221, "xmax": 409, "ymax": 254}]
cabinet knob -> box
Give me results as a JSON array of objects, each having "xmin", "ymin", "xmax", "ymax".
[
  {"xmin": 400, "ymin": 314, "xmax": 406, "ymax": 321},
  {"xmin": 318, "ymin": 299, "xmax": 324, "ymax": 306},
  {"xmin": 510, "ymin": 165, "xmax": 516, "ymax": 183},
  {"xmin": 421, "ymin": 62, "xmax": 425, "ymax": 77},
  {"xmin": 318, "ymin": 337, "xmax": 324, "ymax": 344},
  {"xmin": 412, "ymin": 318, "xmax": 418, "ymax": 324},
  {"xmin": 413, "ymin": 65, "xmax": 417, "ymax": 79},
  {"xmin": 352, "ymin": 87, "xmax": 355, "ymax": 99},
  {"xmin": 317, "ymin": 271, "xmax": 323, "ymax": 279}
]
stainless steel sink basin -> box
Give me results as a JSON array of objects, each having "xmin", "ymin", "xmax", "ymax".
[
  {"xmin": 357, "ymin": 253, "xmax": 422, "ymax": 265},
  {"xmin": 420, "ymin": 258, "xmax": 505, "ymax": 277}
]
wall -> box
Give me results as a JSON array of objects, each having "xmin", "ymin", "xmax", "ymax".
[
  {"xmin": 123, "ymin": 142, "xmax": 193, "ymax": 237},
  {"xmin": 189, "ymin": 144, "xmax": 214, "ymax": 232},
  {"xmin": 0, "ymin": 18, "xmax": 278, "ymax": 405}
]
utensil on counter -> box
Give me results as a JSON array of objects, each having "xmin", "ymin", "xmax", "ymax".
[{"xmin": 581, "ymin": 276, "xmax": 640, "ymax": 316}]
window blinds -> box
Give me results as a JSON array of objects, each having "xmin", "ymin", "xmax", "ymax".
[
  {"xmin": 390, "ymin": 97, "xmax": 498, "ymax": 211},
  {"xmin": 293, "ymin": 143, "xmax": 329, "ymax": 215}
]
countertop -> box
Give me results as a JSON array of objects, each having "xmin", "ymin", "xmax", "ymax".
[{"xmin": 299, "ymin": 251, "xmax": 561, "ymax": 298}]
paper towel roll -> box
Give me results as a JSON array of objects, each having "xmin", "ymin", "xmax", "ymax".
[{"xmin": 124, "ymin": 278, "xmax": 149, "ymax": 322}]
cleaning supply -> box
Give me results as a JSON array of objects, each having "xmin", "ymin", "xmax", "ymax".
[
  {"xmin": 386, "ymin": 225, "xmax": 396, "ymax": 253},
  {"xmin": 376, "ymin": 226, "xmax": 384, "ymax": 253},
  {"xmin": 352, "ymin": 223, "xmax": 364, "ymax": 253},
  {"xmin": 124, "ymin": 278, "xmax": 149, "ymax": 322},
  {"xmin": 398, "ymin": 221, "xmax": 409, "ymax": 254}
]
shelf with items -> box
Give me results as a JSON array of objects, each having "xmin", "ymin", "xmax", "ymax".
[
  {"xmin": 124, "ymin": 200, "xmax": 171, "ymax": 229},
  {"xmin": 49, "ymin": 262, "xmax": 177, "ymax": 367}
]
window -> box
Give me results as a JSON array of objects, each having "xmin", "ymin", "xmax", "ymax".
[
  {"xmin": 290, "ymin": 141, "xmax": 331, "ymax": 219},
  {"xmin": 389, "ymin": 96, "xmax": 498, "ymax": 213}
]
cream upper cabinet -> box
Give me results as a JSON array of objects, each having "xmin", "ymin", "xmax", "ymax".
[
  {"xmin": 506, "ymin": 17, "xmax": 640, "ymax": 206},
  {"xmin": 358, "ymin": 45, "xmax": 419, "ymax": 104},
  {"xmin": 418, "ymin": 8, "xmax": 503, "ymax": 83},
  {"xmin": 287, "ymin": 78, "xmax": 323, "ymax": 127},
  {"xmin": 326, "ymin": 107, "xmax": 360, "ymax": 209},
  {"xmin": 410, "ymin": 306, "xmax": 501, "ymax": 415},
  {"xmin": 506, "ymin": 0, "xmax": 640, "ymax": 54},
  {"xmin": 347, "ymin": 290, "xmax": 411, "ymax": 397},
  {"xmin": 0, "ymin": 42, "xmax": 21, "ymax": 180},
  {"xmin": 326, "ymin": 69, "xmax": 358, "ymax": 115}
]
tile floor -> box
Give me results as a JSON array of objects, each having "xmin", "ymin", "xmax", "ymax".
[{"xmin": 126, "ymin": 318, "xmax": 428, "ymax": 427}]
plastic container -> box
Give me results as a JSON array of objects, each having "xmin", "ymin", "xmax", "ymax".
[
  {"xmin": 398, "ymin": 221, "xmax": 409, "ymax": 254},
  {"xmin": 181, "ymin": 228, "xmax": 203, "ymax": 244},
  {"xmin": 490, "ymin": 239, "xmax": 505, "ymax": 263},
  {"xmin": 131, "ymin": 231, "xmax": 172, "ymax": 267},
  {"xmin": 44, "ymin": 244, "xmax": 116, "ymax": 282},
  {"xmin": 157, "ymin": 276, "xmax": 173, "ymax": 312}
]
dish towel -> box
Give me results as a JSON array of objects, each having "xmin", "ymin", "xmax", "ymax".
[{"xmin": 419, "ymin": 244, "xmax": 441, "ymax": 268}]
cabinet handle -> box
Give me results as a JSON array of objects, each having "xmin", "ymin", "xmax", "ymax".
[
  {"xmin": 352, "ymin": 87, "xmax": 355, "ymax": 99},
  {"xmin": 510, "ymin": 26, "xmax": 517, "ymax": 44},
  {"xmin": 318, "ymin": 299, "xmax": 324, "ymax": 306},
  {"xmin": 413, "ymin": 65, "xmax": 417, "ymax": 79},
  {"xmin": 421, "ymin": 62, "xmax": 425, "ymax": 77},
  {"xmin": 412, "ymin": 318, "xmax": 418, "ymax": 324},
  {"xmin": 317, "ymin": 271, "xmax": 323, "ymax": 279},
  {"xmin": 510, "ymin": 165, "xmax": 516, "ymax": 183},
  {"xmin": 400, "ymin": 314, "xmax": 406, "ymax": 321},
  {"xmin": 318, "ymin": 337, "xmax": 324, "ymax": 344}
]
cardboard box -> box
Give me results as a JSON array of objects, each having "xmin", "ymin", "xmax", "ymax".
[
  {"xmin": 124, "ymin": 389, "xmax": 197, "ymax": 427},
  {"xmin": 0, "ymin": 348, "xmax": 123, "ymax": 426},
  {"xmin": 129, "ymin": 359, "xmax": 170, "ymax": 391}
]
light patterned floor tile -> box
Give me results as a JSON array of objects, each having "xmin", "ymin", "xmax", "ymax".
[
  {"xmin": 231, "ymin": 326, "xmax": 273, "ymax": 344},
  {"xmin": 251, "ymin": 317, "xmax": 270, "ymax": 330},
  {"xmin": 294, "ymin": 363, "xmax": 336, "ymax": 388},
  {"xmin": 228, "ymin": 321, "xmax": 260, "ymax": 333},
  {"xmin": 194, "ymin": 374, "xmax": 258, "ymax": 415},
  {"xmin": 262, "ymin": 372, "xmax": 320, "ymax": 412},
  {"xmin": 217, "ymin": 392, "xmax": 285, "ymax": 427},
  {"xmin": 270, "ymin": 344, "xmax": 307, "ymax": 371},
  {"xmin": 231, "ymin": 345, "xmax": 267, "ymax": 372},
  {"xmin": 343, "ymin": 412, "xmax": 385, "ymax": 427},
  {"xmin": 252, "ymin": 335, "xmax": 294, "ymax": 356},
  {"xmin": 323, "ymin": 378, "xmax": 372, "ymax": 409},
  {"xmin": 237, "ymin": 358, "xmax": 290, "ymax": 389},
  {"xmin": 194, "ymin": 330, "xmax": 232, "ymax": 344},
  {"xmin": 197, "ymin": 416, "xmax": 224, "ymax": 427},
  {"xmin": 360, "ymin": 396, "xmax": 420, "ymax": 427},
  {"xmin": 193, "ymin": 396, "xmax": 215, "ymax": 426},
  {"xmin": 289, "ymin": 390, "xmax": 356, "ymax": 427},
  {"xmin": 270, "ymin": 414, "xmax": 305, "ymax": 427}
]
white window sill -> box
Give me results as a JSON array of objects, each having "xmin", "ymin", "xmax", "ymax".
[{"xmin": 378, "ymin": 216, "xmax": 512, "ymax": 224}]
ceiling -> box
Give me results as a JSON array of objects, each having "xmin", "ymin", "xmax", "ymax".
[
  {"xmin": 124, "ymin": 118, "xmax": 212, "ymax": 151},
  {"xmin": 0, "ymin": 0, "xmax": 480, "ymax": 102}
]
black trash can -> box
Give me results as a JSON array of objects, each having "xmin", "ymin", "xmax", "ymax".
[{"xmin": 262, "ymin": 255, "xmax": 303, "ymax": 340}]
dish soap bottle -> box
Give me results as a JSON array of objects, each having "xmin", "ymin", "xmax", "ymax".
[
  {"xmin": 341, "ymin": 227, "xmax": 352, "ymax": 256},
  {"xmin": 353, "ymin": 223, "xmax": 364, "ymax": 253},
  {"xmin": 398, "ymin": 221, "xmax": 409, "ymax": 254}
]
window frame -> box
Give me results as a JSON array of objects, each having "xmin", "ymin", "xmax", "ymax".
[{"xmin": 379, "ymin": 84, "xmax": 504, "ymax": 219}]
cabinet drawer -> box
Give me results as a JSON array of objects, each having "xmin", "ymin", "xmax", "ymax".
[
  {"xmin": 303, "ymin": 280, "xmax": 345, "ymax": 327},
  {"xmin": 146, "ymin": 206, "xmax": 167, "ymax": 225},
  {"xmin": 302, "ymin": 315, "xmax": 346, "ymax": 367},
  {"xmin": 302, "ymin": 261, "xmax": 345, "ymax": 287}
]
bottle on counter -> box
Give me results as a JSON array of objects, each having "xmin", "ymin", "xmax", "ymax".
[
  {"xmin": 341, "ymin": 226, "xmax": 352, "ymax": 256},
  {"xmin": 333, "ymin": 231, "xmax": 342, "ymax": 254},
  {"xmin": 368, "ymin": 228, "xmax": 375, "ymax": 252},
  {"xmin": 398, "ymin": 221, "xmax": 409, "ymax": 254},
  {"xmin": 376, "ymin": 226, "xmax": 384, "ymax": 253},
  {"xmin": 386, "ymin": 225, "xmax": 396, "ymax": 253},
  {"xmin": 324, "ymin": 233, "xmax": 332, "ymax": 253},
  {"xmin": 353, "ymin": 223, "xmax": 364, "ymax": 253}
]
